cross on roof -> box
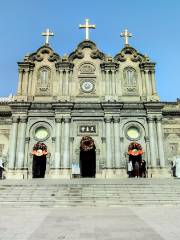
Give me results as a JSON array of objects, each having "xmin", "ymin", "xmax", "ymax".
[
  {"xmin": 41, "ymin": 28, "xmax": 54, "ymax": 45},
  {"xmin": 120, "ymin": 29, "xmax": 132, "ymax": 45},
  {"xmin": 79, "ymin": 18, "xmax": 96, "ymax": 40}
]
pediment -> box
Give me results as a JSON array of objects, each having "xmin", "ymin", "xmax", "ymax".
[
  {"xmin": 25, "ymin": 45, "xmax": 60, "ymax": 63},
  {"xmin": 114, "ymin": 45, "xmax": 149, "ymax": 63},
  {"xmin": 69, "ymin": 40, "xmax": 106, "ymax": 61}
]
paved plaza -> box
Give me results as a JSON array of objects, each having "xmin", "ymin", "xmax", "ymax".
[{"xmin": 0, "ymin": 206, "xmax": 180, "ymax": 240}]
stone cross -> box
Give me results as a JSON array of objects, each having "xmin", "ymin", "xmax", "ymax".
[
  {"xmin": 79, "ymin": 19, "xmax": 96, "ymax": 40},
  {"xmin": 120, "ymin": 29, "xmax": 132, "ymax": 45},
  {"xmin": 41, "ymin": 28, "xmax": 54, "ymax": 45}
]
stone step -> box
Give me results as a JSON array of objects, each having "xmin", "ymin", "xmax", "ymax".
[{"xmin": 0, "ymin": 178, "xmax": 180, "ymax": 206}]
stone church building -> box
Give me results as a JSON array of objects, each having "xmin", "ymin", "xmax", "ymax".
[{"xmin": 0, "ymin": 25, "xmax": 180, "ymax": 179}]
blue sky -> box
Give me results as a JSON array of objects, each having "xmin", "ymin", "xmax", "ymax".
[{"xmin": 0, "ymin": 0, "xmax": 179, "ymax": 101}]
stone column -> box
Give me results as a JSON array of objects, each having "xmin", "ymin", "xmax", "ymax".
[
  {"xmin": 27, "ymin": 68, "xmax": 33, "ymax": 95},
  {"xmin": 59, "ymin": 69, "xmax": 63, "ymax": 96},
  {"xmin": 8, "ymin": 117, "xmax": 19, "ymax": 169},
  {"xmin": 63, "ymin": 117, "xmax": 71, "ymax": 168},
  {"xmin": 65, "ymin": 70, "xmax": 69, "ymax": 96},
  {"xmin": 105, "ymin": 117, "xmax": 112, "ymax": 168},
  {"xmin": 151, "ymin": 70, "xmax": 157, "ymax": 95},
  {"xmin": 105, "ymin": 70, "xmax": 110, "ymax": 95},
  {"xmin": 17, "ymin": 117, "xmax": 27, "ymax": 169},
  {"xmin": 24, "ymin": 69, "xmax": 29, "ymax": 95},
  {"xmin": 54, "ymin": 118, "xmax": 62, "ymax": 168},
  {"xmin": 114, "ymin": 117, "xmax": 120, "ymax": 168},
  {"xmin": 145, "ymin": 69, "xmax": 150, "ymax": 96},
  {"xmin": 69, "ymin": 70, "xmax": 73, "ymax": 96},
  {"xmin": 17, "ymin": 69, "xmax": 23, "ymax": 95},
  {"xmin": 111, "ymin": 70, "xmax": 115, "ymax": 95},
  {"xmin": 147, "ymin": 117, "xmax": 156, "ymax": 167},
  {"xmin": 156, "ymin": 117, "xmax": 165, "ymax": 168}
]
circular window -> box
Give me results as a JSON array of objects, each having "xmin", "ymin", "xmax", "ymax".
[
  {"xmin": 35, "ymin": 127, "xmax": 49, "ymax": 140},
  {"xmin": 127, "ymin": 126, "xmax": 140, "ymax": 140}
]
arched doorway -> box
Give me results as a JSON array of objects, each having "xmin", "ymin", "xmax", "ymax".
[
  {"xmin": 128, "ymin": 142, "xmax": 144, "ymax": 177},
  {"xmin": 32, "ymin": 142, "xmax": 48, "ymax": 178},
  {"xmin": 80, "ymin": 136, "xmax": 96, "ymax": 178}
]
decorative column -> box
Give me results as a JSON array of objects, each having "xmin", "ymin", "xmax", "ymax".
[
  {"xmin": 8, "ymin": 117, "xmax": 19, "ymax": 169},
  {"xmin": 59, "ymin": 69, "xmax": 63, "ymax": 96},
  {"xmin": 105, "ymin": 70, "xmax": 110, "ymax": 95},
  {"xmin": 114, "ymin": 117, "xmax": 120, "ymax": 168},
  {"xmin": 147, "ymin": 117, "xmax": 157, "ymax": 167},
  {"xmin": 151, "ymin": 70, "xmax": 157, "ymax": 95},
  {"xmin": 69, "ymin": 69, "xmax": 73, "ymax": 96},
  {"xmin": 156, "ymin": 117, "xmax": 165, "ymax": 168},
  {"xmin": 105, "ymin": 117, "xmax": 112, "ymax": 168},
  {"xmin": 24, "ymin": 69, "xmax": 29, "ymax": 95},
  {"xmin": 111, "ymin": 70, "xmax": 115, "ymax": 95},
  {"xmin": 17, "ymin": 69, "xmax": 23, "ymax": 95},
  {"xmin": 27, "ymin": 67, "xmax": 34, "ymax": 95},
  {"xmin": 144, "ymin": 69, "xmax": 150, "ymax": 96},
  {"xmin": 17, "ymin": 117, "xmax": 27, "ymax": 169},
  {"xmin": 54, "ymin": 118, "xmax": 62, "ymax": 168},
  {"xmin": 65, "ymin": 70, "xmax": 69, "ymax": 96},
  {"xmin": 63, "ymin": 117, "xmax": 71, "ymax": 168},
  {"xmin": 101, "ymin": 70, "xmax": 106, "ymax": 96}
]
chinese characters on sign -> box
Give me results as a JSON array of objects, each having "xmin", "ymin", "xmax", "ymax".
[{"xmin": 80, "ymin": 125, "xmax": 96, "ymax": 133}]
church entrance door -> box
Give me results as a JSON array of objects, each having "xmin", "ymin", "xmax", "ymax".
[
  {"xmin": 32, "ymin": 142, "xmax": 48, "ymax": 178},
  {"xmin": 32, "ymin": 155, "xmax": 46, "ymax": 178},
  {"xmin": 80, "ymin": 136, "xmax": 96, "ymax": 178},
  {"xmin": 128, "ymin": 142, "xmax": 144, "ymax": 177}
]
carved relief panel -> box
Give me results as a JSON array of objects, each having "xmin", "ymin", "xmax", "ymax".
[
  {"xmin": 123, "ymin": 67, "xmax": 138, "ymax": 95},
  {"xmin": 36, "ymin": 66, "xmax": 51, "ymax": 95}
]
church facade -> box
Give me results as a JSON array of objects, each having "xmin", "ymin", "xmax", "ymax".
[{"xmin": 0, "ymin": 26, "xmax": 180, "ymax": 179}]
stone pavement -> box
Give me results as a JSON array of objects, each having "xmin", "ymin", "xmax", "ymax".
[{"xmin": 0, "ymin": 206, "xmax": 180, "ymax": 240}]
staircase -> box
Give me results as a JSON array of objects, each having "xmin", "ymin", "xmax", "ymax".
[{"xmin": 0, "ymin": 178, "xmax": 180, "ymax": 207}]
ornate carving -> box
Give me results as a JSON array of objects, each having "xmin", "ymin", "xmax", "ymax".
[
  {"xmin": 19, "ymin": 117, "xmax": 28, "ymax": 123},
  {"xmin": 113, "ymin": 117, "xmax": 120, "ymax": 123},
  {"xmin": 104, "ymin": 117, "xmax": 112, "ymax": 123},
  {"xmin": 79, "ymin": 63, "xmax": 95, "ymax": 74},
  {"xmin": 90, "ymin": 49, "xmax": 105, "ymax": 60},
  {"xmin": 48, "ymin": 52, "xmax": 60, "ymax": 62},
  {"xmin": 28, "ymin": 45, "xmax": 60, "ymax": 63},
  {"xmin": 55, "ymin": 118, "xmax": 62, "ymax": 123},
  {"xmin": 80, "ymin": 136, "xmax": 95, "ymax": 151},
  {"xmin": 36, "ymin": 66, "xmax": 51, "ymax": 95},
  {"xmin": 114, "ymin": 46, "xmax": 149, "ymax": 63},
  {"xmin": 69, "ymin": 40, "xmax": 105, "ymax": 61},
  {"xmin": 63, "ymin": 117, "xmax": 71, "ymax": 123},
  {"xmin": 123, "ymin": 67, "xmax": 138, "ymax": 95}
]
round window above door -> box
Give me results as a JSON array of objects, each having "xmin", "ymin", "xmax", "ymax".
[
  {"xmin": 126, "ymin": 126, "xmax": 140, "ymax": 140},
  {"xmin": 34, "ymin": 127, "xmax": 49, "ymax": 141}
]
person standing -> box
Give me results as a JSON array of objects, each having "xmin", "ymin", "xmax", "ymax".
[
  {"xmin": 0, "ymin": 159, "xmax": 4, "ymax": 180},
  {"xmin": 127, "ymin": 160, "xmax": 133, "ymax": 178},
  {"xmin": 140, "ymin": 160, "xmax": 146, "ymax": 178},
  {"xmin": 134, "ymin": 161, "xmax": 140, "ymax": 178}
]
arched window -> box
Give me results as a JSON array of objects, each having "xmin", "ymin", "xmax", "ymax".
[
  {"xmin": 40, "ymin": 69, "xmax": 48, "ymax": 85},
  {"xmin": 123, "ymin": 67, "xmax": 137, "ymax": 86}
]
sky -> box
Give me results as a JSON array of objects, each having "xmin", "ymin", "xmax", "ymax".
[{"xmin": 0, "ymin": 0, "xmax": 179, "ymax": 101}]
